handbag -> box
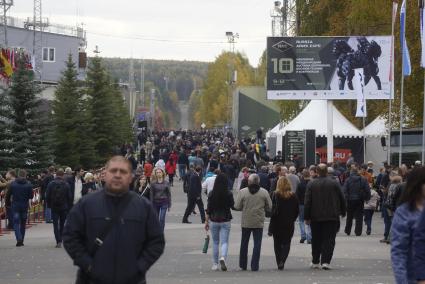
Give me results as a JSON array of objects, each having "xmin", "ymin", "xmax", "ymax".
[
  {"xmin": 266, "ymin": 193, "xmax": 278, "ymax": 218},
  {"xmin": 202, "ymin": 234, "xmax": 210, "ymax": 254}
]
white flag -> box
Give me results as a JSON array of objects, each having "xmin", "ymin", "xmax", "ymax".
[{"xmin": 354, "ymin": 70, "xmax": 367, "ymax": 118}]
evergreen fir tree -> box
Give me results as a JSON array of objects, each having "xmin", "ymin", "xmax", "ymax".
[
  {"xmin": 0, "ymin": 86, "xmax": 13, "ymax": 172},
  {"xmin": 86, "ymin": 57, "xmax": 119, "ymax": 164},
  {"xmin": 7, "ymin": 54, "xmax": 53, "ymax": 171},
  {"xmin": 53, "ymin": 54, "xmax": 96, "ymax": 169}
]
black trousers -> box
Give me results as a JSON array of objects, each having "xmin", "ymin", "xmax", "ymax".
[
  {"xmin": 273, "ymin": 236, "xmax": 291, "ymax": 268},
  {"xmin": 310, "ymin": 221, "xmax": 339, "ymax": 265},
  {"xmin": 345, "ymin": 200, "xmax": 364, "ymax": 236},
  {"xmin": 183, "ymin": 195, "xmax": 205, "ymax": 223}
]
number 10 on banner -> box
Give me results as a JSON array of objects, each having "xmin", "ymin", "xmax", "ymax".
[{"xmin": 270, "ymin": 58, "xmax": 294, "ymax": 74}]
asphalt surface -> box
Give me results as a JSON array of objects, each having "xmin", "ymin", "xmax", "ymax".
[{"xmin": 0, "ymin": 179, "xmax": 394, "ymax": 284}]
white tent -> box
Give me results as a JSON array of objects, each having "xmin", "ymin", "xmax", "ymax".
[
  {"xmin": 363, "ymin": 116, "xmax": 388, "ymax": 137},
  {"xmin": 363, "ymin": 116, "xmax": 388, "ymax": 169},
  {"xmin": 267, "ymin": 100, "xmax": 363, "ymax": 156},
  {"xmin": 268, "ymin": 100, "xmax": 363, "ymax": 138}
]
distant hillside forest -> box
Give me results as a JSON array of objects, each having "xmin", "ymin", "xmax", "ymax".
[{"xmin": 100, "ymin": 58, "xmax": 209, "ymax": 101}]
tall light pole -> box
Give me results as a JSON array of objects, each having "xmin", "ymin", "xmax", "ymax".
[{"xmin": 225, "ymin": 31, "xmax": 238, "ymax": 131}]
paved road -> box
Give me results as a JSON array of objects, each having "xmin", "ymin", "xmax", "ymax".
[
  {"xmin": 0, "ymin": 180, "xmax": 394, "ymax": 284},
  {"xmin": 178, "ymin": 101, "xmax": 189, "ymax": 130}
]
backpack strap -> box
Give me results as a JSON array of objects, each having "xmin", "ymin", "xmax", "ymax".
[{"xmin": 91, "ymin": 192, "xmax": 134, "ymax": 255}]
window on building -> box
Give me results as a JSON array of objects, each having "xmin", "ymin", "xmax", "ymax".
[{"xmin": 43, "ymin": 47, "xmax": 55, "ymax": 62}]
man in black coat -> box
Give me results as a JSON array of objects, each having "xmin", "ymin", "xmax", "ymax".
[
  {"xmin": 182, "ymin": 166, "xmax": 206, "ymax": 224},
  {"xmin": 63, "ymin": 156, "xmax": 164, "ymax": 284},
  {"xmin": 304, "ymin": 164, "xmax": 346, "ymax": 270},
  {"xmin": 46, "ymin": 169, "xmax": 73, "ymax": 248}
]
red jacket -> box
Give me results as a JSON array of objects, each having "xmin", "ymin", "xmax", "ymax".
[
  {"xmin": 144, "ymin": 163, "xmax": 153, "ymax": 177},
  {"xmin": 165, "ymin": 161, "xmax": 176, "ymax": 175}
]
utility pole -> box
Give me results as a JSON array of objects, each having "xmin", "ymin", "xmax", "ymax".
[
  {"xmin": 129, "ymin": 57, "xmax": 136, "ymax": 119},
  {"xmin": 225, "ymin": 31, "xmax": 238, "ymax": 132},
  {"xmin": 270, "ymin": 0, "xmax": 297, "ymax": 37},
  {"xmin": 140, "ymin": 59, "xmax": 145, "ymax": 107},
  {"xmin": 0, "ymin": 0, "xmax": 13, "ymax": 47},
  {"xmin": 150, "ymin": 88, "xmax": 155, "ymax": 130}
]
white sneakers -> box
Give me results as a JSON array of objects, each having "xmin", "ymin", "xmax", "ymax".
[
  {"xmin": 310, "ymin": 263, "xmax": 321, "ymax": 269},
  {"xmin": 212, "ymin": 258, "xmax": 227, "ymax": 271},
  {"xmin": 219, "ymin": 257, "xmax": 227, "ymax": 271},
  {"xmin": 321, "ymin": 263, "xmax": 331, "ymax": 270},
  {"xmin": 310, "ymin": 263, "xmax": 331, "ymax": 270}
]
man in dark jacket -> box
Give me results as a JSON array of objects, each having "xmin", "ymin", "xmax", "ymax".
[
  {"xmin": 296, "ymin": 169, "xmax": 311, "ymax": 244},
  {"xmin": 182, "ymin": 166, "xmax": 206, "ymax": 224},
  {"xmin": 41, "ymin": 166, "xmax": 55, "ymax": 223},
  {"xmin": 258, "ymin": 166, "xmax": 271, "ymax": 192},
  {"xmin": 304, "ymin": 164, "xmax": 346, "ymax": 270},
  {"xmin": 343, "ymin": 166, "xmax": 371, "ymax": 236},
  {"xmin": 63, "ymin": 156, "xmax": 164, "ymax": 284},
  {"xmin": 46, "ymin": 169, "xmax": 73, "ymax": 248},
  {"xmin": 6, "ymin": 169, "xmax": 33, "ymax": 247}
]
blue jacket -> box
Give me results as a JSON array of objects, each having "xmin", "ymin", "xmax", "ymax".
[
  {"xmin": 343, "ymin": 173, "xmax": 370, "ymax": 201},
  {"xmin": 414, "ymin": 206, "xmax": 425, "ymax": 281},
  {"xmin": 8, "ymin": 178, "xmax": 33, "ymax": 210},
  {"xmin": 63, "ymin": 190, "xmax": 164, "ymax": 284},
  {"xmin": 391, "ymin": 203, "xmax": 422, "ymax": 284}
]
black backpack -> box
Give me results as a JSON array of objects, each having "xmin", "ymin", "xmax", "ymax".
[{"xmin": 50, "ymin": 182, "xmax": 67, "ymax": 211}]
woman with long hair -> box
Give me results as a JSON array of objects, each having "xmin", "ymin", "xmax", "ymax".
[
  {"xmin": 268, "ymin": 176, "xmax": 299, "ymax": 270},
  {"xmin": 391, "ymin": 167, "xmax": 425, "ymax": 284},
  {"xmin": 149, "ymin": 168, "xmax": 171, "ymax": 232},
  {"xmin": 205, "ymin": 173, "xmax": 235, "ymax": 271}
]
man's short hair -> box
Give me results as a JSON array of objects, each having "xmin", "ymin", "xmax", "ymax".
[
  {"xmin": 317, "ymin": 164, "xmax": 328, "ymax": 177},
  {"xmin": 105, "ymin": 156, "xmax": 132, "ymax": 172},
  {"xmin": 289, "ymin": 166, "xmax": 296, "ymax": 174},
  {"xmin": 65, "ymin": 167, "xmax": 72, "ymax": 174},
  {"xmin": 248, "ymin": 173, "xmax": 260, "ymax": 186},
  {"xmin": 17, "ymin": 169, "xmax": 27, "ymax": 178},
  {"xmin": 56, "ymin": 169, "xmax": 65, "ymax": 176},
  {"xmin": 195, "ymin": 166, "xmax": 202, "ymax": 173},
  {"xmin": 48, "ymin": 166, "xmax": 55, "ymax": 173}
]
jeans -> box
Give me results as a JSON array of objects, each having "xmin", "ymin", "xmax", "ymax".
[
  {"xmin": 6, "ymin": 206, "xmax": 14, "ymax": 229},
  {"xmin": 52, "ymin": 210, "xmax": 68, "ymax": 244},
  {"xmin": 311, "ymin": 221, "xmax": 339, "ymax": 265},
  {"xmin": 383, "ymin": 207, "xmax": 393, "ymax": 240},
  {"xmin": 178, "ymin": 164, "xmax": 186, "ymax": 179},
  {"xmin": 345, "ymin": 200, "xmax": 364, "ymax": 236},
  {"xmin": 44, "ymin": 202, "xmax": 52, "ymax": 222},
  {"xmin": 154, "ymin": 204, "xmax": 168, "ymax": 232},
  {"xmin": 168, "ymin": 174, "xmax": 174, "ymax": 186},
  {"xmin": 239, "ymin": 228, "xmax": 263, "ymax": 271},
  {"xmin": 183, "ymin": 196, "xmax": 206, "ymax": 223},
  {"xmin": 364, "ymin": 209, "xmax": 374, "ymax": 233},
  {"xmin": 13, "ymin": 207, "xmax": 28, "ymax": 242},
  {"xmin": 298, "ymin": 205, "xmax": 311, "ymax": 241},
  {"xmin": 210, "ymin": 221, "xmax": 231, "ymax": 264}
]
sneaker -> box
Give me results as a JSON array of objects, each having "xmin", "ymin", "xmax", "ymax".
[
  {"xmin": 182, "ymin": 220, "xmax": 192, "ymax": 224},
  {"xmin": 366, "ymin": 230, "xmax": 371, "ymax": 235},
  {"xmin": 16, "ymin": 241, "xmax": 24, "ymax": 247},
  {"xmin": 379, "ymin": 238, "xmax": 388, "ymax": 243},
  {"xmin": 300, "ymin": 238, "xmax": 306, "ymax": 244},
  {"xmin": 310, "ymin": 263, "xmax": 321, "ymax": 269},
  {"xmin": 55, "ymin": 242, "xmax": 62, "ymax": 248},
  {"xmin": 278, "ymin": 261, "xmax": 284, "ymax": 270},
  {"xmin": 307, "ymin": 240, "xmax": 312, "ymax": 244},
  {"xmin": 211, "ymin": 264, "xmax": 219, "ymax": 271},
  {"xmin": 321, "ymin": 263, "xmax": 331, "ymax": 270},
  {"xmin": 219, "ymin": 257, "xmax": 227, "ymax": 271}
]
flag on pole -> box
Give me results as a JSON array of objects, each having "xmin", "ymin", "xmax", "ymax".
[
  {"xmin": 400, "ymin": 0, "xmax": 412, "ymax": 76},
  {"xmin": 354, "ymin": 70, "xmax": 367, "ymax": 118},
  {"xmin": 390, "ymin": 2, "xmax": 398, "ymax": 81},
  {"xmin": 420, "ymin": 0, "xmax": 425, "ymax": 68}
]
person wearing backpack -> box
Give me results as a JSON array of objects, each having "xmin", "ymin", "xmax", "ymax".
[
  {"xmin": 343, "ymin": 165, "xmax": 371, "ymax": 236},
  {"xmin": 46, "ymin": 169, "xmax": 72, "ymax": 248}
]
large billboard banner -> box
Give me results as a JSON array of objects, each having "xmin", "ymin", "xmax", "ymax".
[{"xmin": 267, "ymin": 36, "xmax": 393, "ymax": 100}]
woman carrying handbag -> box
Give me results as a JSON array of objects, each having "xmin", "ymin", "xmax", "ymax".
[{"xmin": 268, "ymin": 176, "xmax": 299, "ymax": 270}]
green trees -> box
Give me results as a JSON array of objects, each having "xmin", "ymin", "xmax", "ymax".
[
  {"xmin": 0, "ymin": 54, "xmax": 53, "ymax": 172},
  {"xmin": 52, "ymin": 55, "xmax": 132, "ymax": 168}
]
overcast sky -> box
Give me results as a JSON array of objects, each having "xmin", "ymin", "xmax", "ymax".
[{"xmin": 11, "ymin": 0, "xmax": 273, "ymax": 65}]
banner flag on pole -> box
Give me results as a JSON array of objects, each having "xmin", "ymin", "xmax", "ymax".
[
  {"xmin": 401, "ymin": 0, "xmax": 412, "ymax": 76},
  {"xmin": 390, "ymin": 2, "xmax": 398, "ymax": 81},
  {"xmin": 354, "ymin": 70, "xmax": 367, "ymax": 118},
  {"xmin": 420, "ymin": 0, "xmax": 425, "ymax": 68}
]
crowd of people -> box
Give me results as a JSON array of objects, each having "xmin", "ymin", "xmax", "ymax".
[{"xmin": 1, "ymin": 129, "xmax": 425, "ymax": 284}]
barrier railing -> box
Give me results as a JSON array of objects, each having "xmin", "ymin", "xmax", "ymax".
[{"xmin": 0, "ymin": 187, "xmax": 43, "ymax": 236}]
